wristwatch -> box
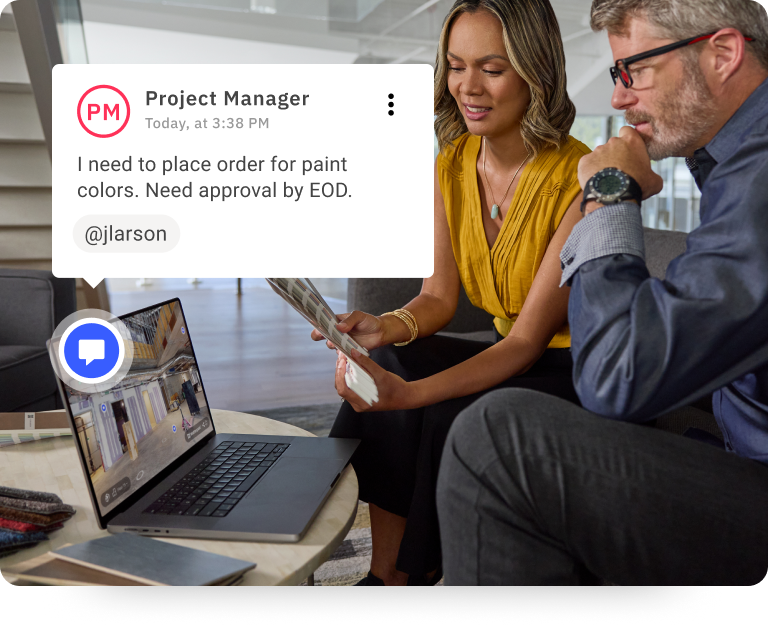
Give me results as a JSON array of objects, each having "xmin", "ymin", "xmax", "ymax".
[{"xmin": 580, "ymin": 167, "xmax": 642, "ymax": 214}]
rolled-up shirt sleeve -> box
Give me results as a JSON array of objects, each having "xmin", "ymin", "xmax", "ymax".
[{"xmin": 559, "ymin": 202, "xmax": 645, "ymax": 287}]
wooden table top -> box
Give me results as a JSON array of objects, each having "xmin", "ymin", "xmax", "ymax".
[{"xmin": 0, "ymin": 409, "xmax": 358, "ymax": 586}]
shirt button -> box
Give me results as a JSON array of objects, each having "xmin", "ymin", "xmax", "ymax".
[{"xmin": 566, "ymin": 258, "xmax": 574, "ymax": 266}]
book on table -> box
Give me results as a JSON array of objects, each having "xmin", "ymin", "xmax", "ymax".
[
  {"xmin": 5, "ymin": 553, "xmax": 246, "ymax": 586},
  {"xmin": 266, "ymin": 278, "xmax": 379, "ymax": 406},
  {"xmin": 4, "ymin": 533, "xmax": 255, "ymax": 586}
]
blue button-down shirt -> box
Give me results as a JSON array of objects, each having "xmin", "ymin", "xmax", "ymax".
[{"xmin": 559, "ymin": 77, "xmax": 768, "ymax": 464}]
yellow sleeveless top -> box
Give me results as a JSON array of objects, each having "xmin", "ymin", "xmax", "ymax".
[{"xmin": 437, "ymin": 133, "xmax": 590, "ymax": 348}]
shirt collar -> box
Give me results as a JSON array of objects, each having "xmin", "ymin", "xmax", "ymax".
[
  {"xmin": 686, "ymin": 149, "xmax": 716, "ymax": 190},
  {"xmin": 684, "ymin": 76, "xmax": 768, "ymax": 189}
]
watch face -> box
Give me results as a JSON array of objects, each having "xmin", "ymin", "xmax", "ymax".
[
  {"xmin": 591, "ymin": 168, "xmax": 629, "ymax": 202},
  {"xmin": 595, "ymin": 174, "xmax": 624, "ymax": 195}
]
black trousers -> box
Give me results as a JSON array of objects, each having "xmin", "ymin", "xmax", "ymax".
[
  {"xmin": 329, "ymin": 334, "xmax": 579, "ymax": 575},
  {"xmin": 436, "ymin": 389, "xmax": 768, "ymax": 585}
]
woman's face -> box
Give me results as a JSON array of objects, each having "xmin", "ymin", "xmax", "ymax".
[{"xmin": 446, "ymin": 9, "xmax": 531, "ymax": 139}]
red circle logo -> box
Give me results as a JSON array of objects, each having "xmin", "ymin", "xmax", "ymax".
[{"xmin": 77, "ymin": 85, "xmax": 131, "ymax": 138}]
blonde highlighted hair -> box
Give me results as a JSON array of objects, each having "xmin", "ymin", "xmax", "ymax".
[{"xmin": 434, "ymin": 0, "xmax": 576, "ymax": 157}]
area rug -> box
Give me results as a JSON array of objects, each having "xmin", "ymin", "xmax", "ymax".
[
  {"xmin": 247, "ymin": 404, "xmax": 444, "ymax": 586},
  {"xmin": 304, "ymin": 501, "xmax": 373, "ymax": 585},
  {"xmin": 246, "ymin": 403, "xmax": 340, "ymax": 438}
]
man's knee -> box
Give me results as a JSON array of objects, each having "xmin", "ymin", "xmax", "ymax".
[
  {"xmin": 455, "ymin": 386, "xmax": 557, "ymax": 439},
  {"xmin": 442, "ymin": 388, "xmax": 538, "ymax": 472},
  {"xmin": 437, "ymin": 390, "xmax": 551, "ymax": 550},
  {"xmin": 443, "ymin": 388, "xmax": 586, "ymax": 478}
]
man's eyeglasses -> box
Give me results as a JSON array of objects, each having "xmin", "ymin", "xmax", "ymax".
[{"xmin": 610, "ymin": 31, "xmax": 756, "ymax": 89}]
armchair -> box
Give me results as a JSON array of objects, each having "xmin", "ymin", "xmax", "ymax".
[{"xmin": 0, "ymin": 269, "xmax": 77, "ymax": 411}]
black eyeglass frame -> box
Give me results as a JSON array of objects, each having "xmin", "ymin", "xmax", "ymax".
[{"xmin": 610, "ymin": 31, "xmax": 756, "ymax": 88}]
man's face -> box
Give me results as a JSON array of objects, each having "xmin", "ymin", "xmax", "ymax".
[{"xmin": 608, "ymin": 18, "xmax": 717, "ymax": 159}]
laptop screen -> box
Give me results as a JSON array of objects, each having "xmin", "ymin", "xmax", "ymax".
[{"xmin": 59, "ymin": 299, "xmax": 214, "ymax": 518}]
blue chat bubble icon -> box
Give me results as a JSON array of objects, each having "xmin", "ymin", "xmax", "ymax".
[{"xmin": 61, "ymin": 321, "xmax": 122, "ymax": 382}]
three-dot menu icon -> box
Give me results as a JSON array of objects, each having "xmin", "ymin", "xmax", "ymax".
[{"xmin": 388, "ymin": 93, "xmax": 394, "ymax": 116}]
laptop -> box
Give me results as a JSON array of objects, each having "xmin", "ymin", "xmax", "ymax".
[{"xmin": 53, "ymin": 298, "xmax": 359, "ymax": 542}]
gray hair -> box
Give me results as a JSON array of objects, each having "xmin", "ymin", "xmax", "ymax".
[{"xmin": 590, "ymin": 0, "xmax": 768, "ymax": 70}]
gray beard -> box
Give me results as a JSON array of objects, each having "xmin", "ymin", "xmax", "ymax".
[{"xmin": 625, "ymin": 65, "xmax": 718, "ymax": 161}]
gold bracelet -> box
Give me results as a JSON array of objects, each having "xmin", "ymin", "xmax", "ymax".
[
  {"xmin": 386, "ymin": 312, "xmax": 416, "ymax": 346},
  {"xmin": 396, "ymin": 310, "xmax": 417, "ymax": 342},
  {"xmin": 382, "ymin": 312, "xmax": 413, "ymax": 345},
  {"xmin": 382, "ymin": 308, "xmax": 418, "ymax": 346},
  {"xmin": 396, "ymin": 309, "xmax": 418, "ymax": 338}
]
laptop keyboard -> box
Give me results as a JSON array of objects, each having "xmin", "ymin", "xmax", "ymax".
[{"xmin": 143, "ymin": 441, "xmax": 290, "ymax": 518}]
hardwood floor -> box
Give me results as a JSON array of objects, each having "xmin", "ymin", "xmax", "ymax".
[{"xmin": 108, "ymin": 280, "xmax": 348, "ymax": 412}]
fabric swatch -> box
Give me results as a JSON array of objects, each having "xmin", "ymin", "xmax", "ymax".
[
  {"xmin": 0, "ymin": 530, "xmax": 48, "ymax": 557},
  {"xmin": 0, "ymin": 486, "xmax": 63, "ymax": 504},
  {"xmin": 0, "ymin": 495, "xmax": 76, "ymax": 516},
  {"xmin": 0, "ymin": 516, "xmax": 64, "ymax": 534},
  {"xmin": 0, "ymin": 507, "xmax": 74, "ymax": 527}
]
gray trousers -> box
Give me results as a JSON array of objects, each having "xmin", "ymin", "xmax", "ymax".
[{"xmin": 436, "ymin": 389, "xmax": 768, "ymax": 585}]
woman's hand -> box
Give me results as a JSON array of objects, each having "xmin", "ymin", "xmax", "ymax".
[
  {"xmin": 310, "ymin": 310, "xmax": 392, "ymax": 351},
  {"xmin": 335, "ymin": 349, "xmax": 417, "ymax": 412}
]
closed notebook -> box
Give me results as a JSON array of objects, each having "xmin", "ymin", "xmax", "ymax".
[
  {"xmin": 52, "ymin": 533, "xmax": 256, "ymax": 586},
  {"xmin": 4, "ymin": 552, "xmax": 244, "ymax": 586},
  {"xmin": 5, "ymin": 552, "xmax": 148, "ymax": 586}
]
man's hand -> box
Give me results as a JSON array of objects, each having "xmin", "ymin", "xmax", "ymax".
[{"xmin": 579, "ymin": 126, "xmax": 664, "ymax": 212}]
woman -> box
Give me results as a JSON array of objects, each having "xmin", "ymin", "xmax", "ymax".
[{"xmin": 316, "ymin": 0, "xmax": 589, "ymax": 585}]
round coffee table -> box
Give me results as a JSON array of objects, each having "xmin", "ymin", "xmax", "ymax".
[{"xmin": 0, "ymin": 409, "xmax": 358, "ymax": 586}]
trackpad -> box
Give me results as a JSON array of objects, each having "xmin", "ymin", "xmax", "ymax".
[{"xmin": 247, "ymin": 457, "xmax": 341, "ymax": 504}]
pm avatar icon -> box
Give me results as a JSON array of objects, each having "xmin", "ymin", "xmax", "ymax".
[{"xmin": 58, "ymin": 318, "xmax": 125, "ymax": 384}]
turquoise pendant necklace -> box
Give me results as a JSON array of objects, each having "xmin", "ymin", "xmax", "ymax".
[{"xmin": 482, "ymin": 136, "xmax": 529, "ymax": 221}]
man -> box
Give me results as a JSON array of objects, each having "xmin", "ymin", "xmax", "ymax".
[{"xmin": 436, "ymin": 0, "xmax": 768, "ymax": 585}]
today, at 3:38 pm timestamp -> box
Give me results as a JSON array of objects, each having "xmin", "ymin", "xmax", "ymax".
[{"xmin": 145, "ymin": 117, "xmax": 268, "ymax": 131}]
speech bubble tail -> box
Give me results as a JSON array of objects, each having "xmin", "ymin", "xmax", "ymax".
[
  {"xmin": 85, "ymin": 358, "xmax": 94, "ymax": 365},
  {"xmin": 82, "ymin": 275, "xmax": 104, "ymax": 288}
]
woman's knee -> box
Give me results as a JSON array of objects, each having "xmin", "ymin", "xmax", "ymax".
[
  {"xmin": 370, "ymin": 335, "xmax": 469, "ymax": 379},
  {"xmin": 368, "ymin": 343, "xmax": 422, "ymax": 382},
  {"xmin": 369, "ymin": 343, "xmax": 402, "ymax": 369}
]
